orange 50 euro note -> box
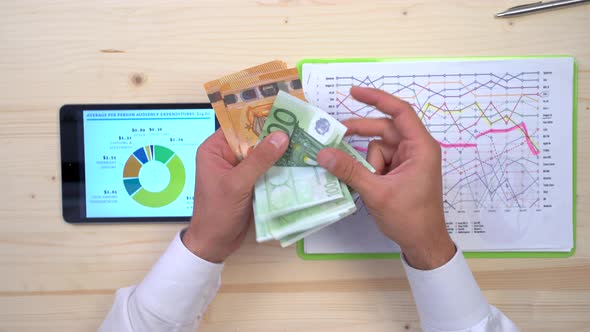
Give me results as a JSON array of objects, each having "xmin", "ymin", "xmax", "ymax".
[{"xmin": 204, "ymin": 61, "xmax": 305, "ymax": 159}]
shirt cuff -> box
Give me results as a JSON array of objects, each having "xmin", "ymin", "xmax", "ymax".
[
  {"xmin": 402, "ymin": 247, "xmax": 490, "ymax": 331},
  {"xmin": 134, "ymin": 229, "xmax": 224, "ymax": 325}
]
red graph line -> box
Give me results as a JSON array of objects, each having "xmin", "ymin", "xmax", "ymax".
[
  {"xmin": 475, "ymin": 122, "xmax": 540, "ymax": 156},
  {"xmin": 353, "ymin": 146, "xmax": 368, "ymax": 153},
  {"xmin": 352, "ymin": 122, "xmax": 538, "ymax": 157},
  {"xmin": 339, "ymin": 94, "xmax": 539, "ymax": 147}
]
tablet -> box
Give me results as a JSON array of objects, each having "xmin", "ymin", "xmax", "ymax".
[{"xmin": 60, "ymin": 103, "xmax": 219, "ymax": 223}]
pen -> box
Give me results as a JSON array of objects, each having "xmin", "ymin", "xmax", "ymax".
[{"xmin": 495, "ymin": 0, "xmax": 590, "ymax": 17}]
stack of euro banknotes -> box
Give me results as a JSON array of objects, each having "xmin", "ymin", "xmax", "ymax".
[{"xmin": 204, "ymin": 61, "xmax": 374, "ymax": 247}]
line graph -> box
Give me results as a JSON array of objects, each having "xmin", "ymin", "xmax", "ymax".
[
  {"xmin": 301, "ymin": 58, "xmax": 574, "ymax": 250},
  {"xmin": 306, "ymin": 68, "xmax": 548, "ymax": 212}
]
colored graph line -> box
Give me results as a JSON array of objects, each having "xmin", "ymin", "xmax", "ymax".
[
  {"xmin": 341, "ymin": 97, "xmax": 541, "ymax": 155},
  {"xmin": 353, "ymin": 146, "xmax": 368, "ymax": 153},
  {"xmin": 335, "ymin": 76, "xmax": 539, "ymax": 104},
  {"xmin": 475, "ymin": 122, "xmax": 540, "ymax": 155},
  {"xmin": 330, "ymin": 70, "xmax": 543, "ymax": 210}
]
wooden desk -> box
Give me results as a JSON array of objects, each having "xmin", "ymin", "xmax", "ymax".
[{"xmin": 0, "ymin": 1, "xmax": 588, "ymax": 331}]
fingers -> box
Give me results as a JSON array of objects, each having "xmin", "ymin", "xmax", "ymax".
[
  {"xmin": 342, "ymin": 118, "xmax": 401, "ymax": 145},
  {"xmin": 200, "ymin": 129, "xmax": 225, "ymax": 150},
  {"xmin": 198, "ymin": 129, "xmax": 240, "ymax": 166},
  {"xmin": 317, "ymin": 147, "xmax": 379, "ymax": 198},
  {"xmin": 350, "ymin": 86, "xmax": 429, "ymax": 139},
  {"xmin": 233, "ymin": 131, "xmax": 289, "ymax": 187},
  {"xmin": 366, "ymin": 140, "xmax": 395, "ymax": 174},
  {"xmin": 215, "ymin": 129, "xmax": 241, "ymax": 165}
]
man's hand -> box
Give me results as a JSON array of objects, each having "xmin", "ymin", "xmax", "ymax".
[
  {"xmin": 317, "ymin": 87, "xmax": 455, "ymax": 270},
  {"xmin": 182, "ymin": 129, "xmax": 289, "ymax": 263}
]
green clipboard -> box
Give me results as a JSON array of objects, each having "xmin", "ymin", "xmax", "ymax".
[{"xmin": 295, "ymin": 56, "xmax": 578, "ymax": 260}]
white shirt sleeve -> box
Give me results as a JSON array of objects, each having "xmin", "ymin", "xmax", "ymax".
[
  {"xmin": 99, "ymin": 230, "xmax": 223, "ymax": 332},
  {"xmin": 402, "ymin": 248, "xmax": 520, "ymax": 332}
]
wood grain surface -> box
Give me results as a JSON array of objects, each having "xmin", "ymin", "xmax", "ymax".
[{"xmin": 0, "ymin": 1, "xmax": 589, "ymax": 331}]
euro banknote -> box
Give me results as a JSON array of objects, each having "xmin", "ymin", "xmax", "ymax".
[
  {"xmin": 269, "ymin": 181, "xmax": 356, "ymax": 243},
  {"xmin": 259, "ymin": 90, "xmax": 347, "ymax": 166},
  {"xmin": 253, "ymin": 166, "xmax": 343, "ymax": 221},
  {"xmin": 256, "ymin": 180, "xmax": 356, "ymax": 246},
  {"xmin": 204, "ymin": 62, "xmax": 304, "ymax": 159},
  {"xmin": 204, "ymin": 60, "xmax": 287, "ymax": 159}
]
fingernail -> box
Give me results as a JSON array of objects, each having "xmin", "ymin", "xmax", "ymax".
[
  {"xmin": 269, "ymin": 131, "xmax": 289, "ymax": 149},
  {"xmin": 317, "ymin": 150, "xmax": 336, "ymax": 171}
]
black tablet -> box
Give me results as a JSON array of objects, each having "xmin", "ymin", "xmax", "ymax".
[{"xmin": 60, "ymin": 103, "xmax": 219, "ymax": 223}]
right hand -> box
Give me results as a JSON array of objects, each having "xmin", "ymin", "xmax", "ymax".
[{"xmin": 317, "ymin": 87, "xmax": 455, "ymax": 270}]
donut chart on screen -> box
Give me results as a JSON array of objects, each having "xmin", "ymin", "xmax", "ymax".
[{"xmin": 123, "ymin": 145, "xmax": 186, "ymax": 208}]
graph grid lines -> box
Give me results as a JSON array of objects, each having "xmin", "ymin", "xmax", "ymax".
[{"xmin": 320, "ymin": 71, "xmax": 544, "ymax": 212}]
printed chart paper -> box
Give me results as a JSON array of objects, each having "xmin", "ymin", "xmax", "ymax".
[{"xmin": 301, "ymin": 58, "xmax": 574, "ymax": 253}]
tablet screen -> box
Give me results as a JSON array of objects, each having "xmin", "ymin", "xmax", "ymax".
[{"xmin": 82, "ymin": 109, "xmax": 215, "ymax": 218}]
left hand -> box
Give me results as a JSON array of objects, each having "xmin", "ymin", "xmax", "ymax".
[{"xmin": 182, "ymin": 129, "xmax": 289, "ymax": 263}]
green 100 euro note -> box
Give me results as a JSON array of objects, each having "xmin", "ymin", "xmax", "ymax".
[
  {"xmin": 255, "ymin": 177, "xmax": 357, "ymax": 244},
  {"xmin": 259, "ymin": 90, "xmax": 347, "ymax": 166},
  {"xmin": 274, "ymin": 182, "xmax": 356, "ymax": 247},
  {"xmin": 253, "ymin": 91, "xmax": 375, "ymax": 246},
  {"xmin": 253, "ymin": 166, "xmax": 343, "ymax": 221}
]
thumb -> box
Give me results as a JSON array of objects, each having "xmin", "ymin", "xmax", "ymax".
[
  {"xmin": 234, "ymin": 131, "xmax": 289, "ymax": 186},
  {"xmin": 317, "ymin": 147, "xmax": 377, "ymax": 197}
]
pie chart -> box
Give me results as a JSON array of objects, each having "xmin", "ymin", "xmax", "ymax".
[{"xmin": 123, "ymin": 145, "xmax": 186, "ymax": 208}]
